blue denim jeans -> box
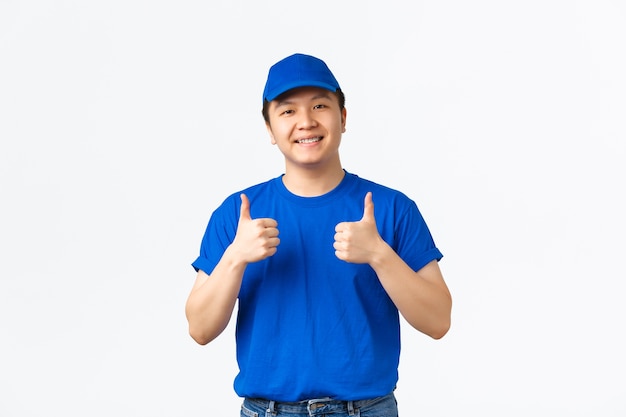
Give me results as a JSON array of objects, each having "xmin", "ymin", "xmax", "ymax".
[{"xmin": 240, "ymin": 392, "xmax": 398, "ymax": 417}]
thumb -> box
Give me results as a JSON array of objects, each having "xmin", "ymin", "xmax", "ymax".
[
  {"xmin": 361, "ymin": 192, "xmax": 375, "ymax": 222},
  {"xmin": 239, "ymin": 193, "xmax": 251, "ymax": 222}
]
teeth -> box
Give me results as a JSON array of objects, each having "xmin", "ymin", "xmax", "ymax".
[{"xmin": 297, "ymin": 137, "xmax": 321, "ymax": 144}]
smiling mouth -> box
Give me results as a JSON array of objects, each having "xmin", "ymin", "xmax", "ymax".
[{"xmin": 296, "ymin": 136, "xmax": 322, "ymax": 144}]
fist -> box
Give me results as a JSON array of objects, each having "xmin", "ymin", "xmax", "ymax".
[
  {"xmin": 232, "ymin": 194, "xmax": 280, "ymax": 263},
  {"xmin": 333, "ymin": 192, "xmax": 382, "ymax": 264}
]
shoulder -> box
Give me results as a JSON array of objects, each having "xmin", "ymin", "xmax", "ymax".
[
  {"xmin": 347, "ymin": 172, "xmax": 413, "ymax": 203},
  {"xmin": 221, "ymin": 176, "xmax": 280, "ymax": 204},
  {"xmin": 209, "ymin": 176, "xmax": 280, "ymax": 220}
]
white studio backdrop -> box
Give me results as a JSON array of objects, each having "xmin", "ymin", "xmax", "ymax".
[{"xmin": 1, "ymin": 1, "xmax": 624, "ymax": 416}]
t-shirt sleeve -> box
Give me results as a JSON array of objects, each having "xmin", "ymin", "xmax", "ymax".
[
  {"xmin": 394, "ymin": 199, "xmax": 443, "ymax": 272},
  {"xmin": 191, "ymin": 195, "xmax": 239, "ymax": 274}
]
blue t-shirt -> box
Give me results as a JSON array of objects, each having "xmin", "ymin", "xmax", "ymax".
[{"xmin": 192, "ymin": 171, "xmax": 442, "ymax": 401}]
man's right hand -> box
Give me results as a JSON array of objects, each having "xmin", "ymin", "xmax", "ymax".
[{"xmin": 231, "ymin": 193, "xmax": 280, "ymax": 263}]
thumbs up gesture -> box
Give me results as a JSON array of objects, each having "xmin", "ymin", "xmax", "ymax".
[
  {"xmin": 333, "ymin": 192, "xmax": 383, "ymax": 264},
  {"xmin": 231, "ymin": 194, "xmax": 280, "ymax": 264}
]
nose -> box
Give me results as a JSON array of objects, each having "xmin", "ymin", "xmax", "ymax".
[{"xmin": 297, "ymin": 110, "xmax": 317, "ymax": 129}]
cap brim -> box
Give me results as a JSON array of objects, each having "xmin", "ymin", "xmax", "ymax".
[{"xmin": 264, "ymin": 80, "xmax": 339, "ymax": 102}]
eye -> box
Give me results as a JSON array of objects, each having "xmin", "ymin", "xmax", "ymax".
[
  {"xmin": 313, "ymin": 104, "xmax": 326, "ymax": 110},
  {"xmin": 280, "ymin": 109, "xmax": 294, "ymax": 116}
]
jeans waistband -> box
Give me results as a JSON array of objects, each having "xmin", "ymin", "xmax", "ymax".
[{"xmin": 244, "ymin": 392, "xmax": 394, "ymax": 416}]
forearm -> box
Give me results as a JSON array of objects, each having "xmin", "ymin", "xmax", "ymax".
[
  {"xmin": 185, "ymin": 247, "xmax": 247, "ymax": 345},
  {"xmin": 370, "ymin": 244, "xmax": 452, "ymax": 339}
]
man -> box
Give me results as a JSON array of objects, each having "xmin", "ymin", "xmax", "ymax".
[{"xmin": 186, "ymin": 53, "xmax": 452, "ymax": 416}]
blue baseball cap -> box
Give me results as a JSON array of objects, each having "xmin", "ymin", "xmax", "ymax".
[{"xmin": 262, "ymin": 53, "xmax": 341, "ymax": 103}]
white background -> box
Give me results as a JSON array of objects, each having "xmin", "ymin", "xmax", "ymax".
[{"xmin": 1, "ymin": 1, "xmax": 625, "ymax": 416}]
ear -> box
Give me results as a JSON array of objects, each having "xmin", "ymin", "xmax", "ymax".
[
  {"xmin": 266, "ymin": 122, "xmax": 277, "ymax": 145},
  {"xmin": 341, "ymin": 107, "xmax": 347, "ymax": 133}
]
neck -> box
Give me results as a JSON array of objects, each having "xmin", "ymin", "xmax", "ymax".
[{"xmin": 282, "ymin": 163, "xmax": 345, "ymax": 197}]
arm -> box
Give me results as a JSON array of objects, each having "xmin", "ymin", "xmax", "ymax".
[
  {"xmin": 334, "ymin": 192, "xmax": 452, "ymax": 339},
  {"xmin": 369, "ymin": 252, "xmax": 451, "ymax": 339},
  {"xmin": 185, "ymin": 194, "xmax": 280, "ymax": 345}
]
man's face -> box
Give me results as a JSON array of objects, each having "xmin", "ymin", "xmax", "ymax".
[{"xmin": 266, "ymin": 87, "xmax": 347, "ymax": 171}]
